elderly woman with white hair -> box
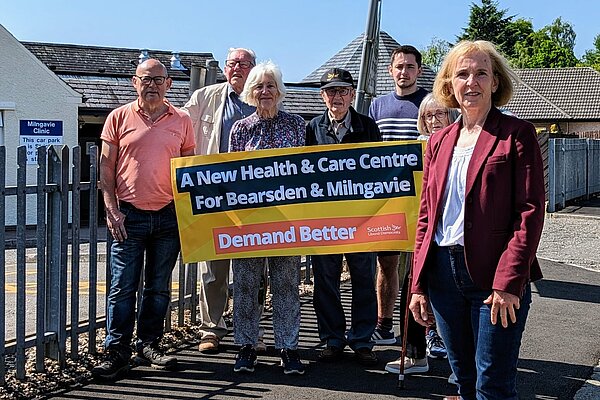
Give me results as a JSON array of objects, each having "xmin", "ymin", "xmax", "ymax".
[{"xmin": 228, "ymin": 61, "xmax": 306, "ymax": 375}]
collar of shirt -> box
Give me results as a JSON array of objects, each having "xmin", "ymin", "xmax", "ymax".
[
  {"xmin": 227, "ymin": 84, "xmax": 239, "ymax": 98},
  {"xmin": 328, "ymin": 110, "xmax": 352, "ymax": 141},
  {"xmin": 133, "ymin": 99, "xmax": 174, "ymax": 121}
]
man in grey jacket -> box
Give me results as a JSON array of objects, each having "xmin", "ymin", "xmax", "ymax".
[{"xmin": 182, "ymin": 48, "xmax": 256, "ymax": 353}]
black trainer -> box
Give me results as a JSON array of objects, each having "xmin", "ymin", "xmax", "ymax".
[
  {"xmin": 135, "ymin": 343, "xmax": 177, "ymax": 370},
  {"xmin": 280, "ymin": 349, "xmax": 305, "ymax": 375},
  {"xmin": 91, "ymin": 347, "xmax": 131, "ymax": 380},
  {"xmin": 234, "ymin": 344, "xmax": 257, "ymax": 373}
]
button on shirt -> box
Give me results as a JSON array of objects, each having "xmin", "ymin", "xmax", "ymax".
[
  {"xmin": 329, "ymin": 110, "xmax": 352, "ymax": 143},
  {"xmin": 220, "ymin": 86, "xmax": 256, "ymax": 153}
]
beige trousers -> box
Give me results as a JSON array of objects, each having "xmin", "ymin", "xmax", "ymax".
[{"xmin": 197, "ymin": 259, "xmax": 230, "ymax": 339}]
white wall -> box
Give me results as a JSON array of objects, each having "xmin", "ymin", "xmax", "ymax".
[{"xmin": 0, "ymin": 24, "xmax": 82, "ymax": 225}]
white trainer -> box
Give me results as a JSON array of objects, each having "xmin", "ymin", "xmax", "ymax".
[{"xmin": 385, "ymin": 356, "xmax": 429, "ymax": 374}]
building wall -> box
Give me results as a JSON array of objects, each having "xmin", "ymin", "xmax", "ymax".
[
  {"xmin": 564, "ymin": 121, "xmax": 600, "ymax": 134},
  {"xmin": 532, "ymin": 121, "xmax": 600, "ymax": 135},
  {"xmin": 0, "ymin": 25, "xmax": 82, "ymax": 224}
]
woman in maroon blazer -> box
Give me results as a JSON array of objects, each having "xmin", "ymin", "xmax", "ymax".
[{"xmin": 408, "ymin": 40, "xmax": 545, "ymax": 400}]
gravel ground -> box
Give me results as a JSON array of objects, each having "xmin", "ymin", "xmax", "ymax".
[{"xmin": 537, "ymin": 214, "xmax": 600, "ymax": 271}]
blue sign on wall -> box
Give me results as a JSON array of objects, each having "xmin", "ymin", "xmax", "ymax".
[
  {"xmin": 19, "ymin": 120, "xmax": 63, "ymax": 136},
  {"xmin": 19, "ymin": 120, "xmax": 64, "ymax": 164}
]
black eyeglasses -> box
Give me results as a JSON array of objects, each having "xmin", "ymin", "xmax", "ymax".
[
  {"xmin": 136, "ymin": 75, "xmax": 168, "ymax": 85},
  {"xmin": 225, "ymin": 60, "xmax": 254, "ymax": 69},
  {"xmin": 324, "ymin": 87, "xmax": 351, "ymax": 97}
]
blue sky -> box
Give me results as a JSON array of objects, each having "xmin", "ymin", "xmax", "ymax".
[{"xmin": 2, "ymin": 0, "xmax": 595, "ymax": 82}]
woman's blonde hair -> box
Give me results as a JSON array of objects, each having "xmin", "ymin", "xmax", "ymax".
[{"xmin": 433, "ymin": 40, "xmax": 517, "ymax": 108}]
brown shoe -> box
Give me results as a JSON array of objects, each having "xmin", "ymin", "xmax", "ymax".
[
  {"xmin": 198, "ymin": 336, "xmax": 220, "ymax": 354},
  {"xmin": 354, "ymin": 347, "xmax": 378, "ymax": 366},
  {"xmin": 318, "ymin": 346, "xmax": 344, "ymax": 362}
]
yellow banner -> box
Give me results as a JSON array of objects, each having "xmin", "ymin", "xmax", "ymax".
[{"xmin": 171, "ymin": 141, "xmax": 424, "ymax": 263}]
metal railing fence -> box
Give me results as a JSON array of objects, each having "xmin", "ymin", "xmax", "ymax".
[
  {"xmin": 0, "ymin": 144, "xmax": 312, "ymax": 384},
  {"xmin": 548, "ymin": 138, "xmax": 600, "ymax": 212}
]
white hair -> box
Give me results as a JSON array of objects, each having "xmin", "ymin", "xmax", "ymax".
[
  {"xmin": 241, "ymin": 60, "xmax": 286, "ymax": 108},
  {"xmin": 226, "ymin": 47, "xmax": 256, "ymax": 63}
]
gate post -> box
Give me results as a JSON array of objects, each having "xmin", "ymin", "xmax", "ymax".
[{"xmin": 45, "ymin": 146, "xmax": 69, "ymax": 366}]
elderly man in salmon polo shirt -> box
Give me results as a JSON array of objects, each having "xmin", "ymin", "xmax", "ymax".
[{"xmin": 92, "ymin": 59, "xmax": 196, "ymax": 381}]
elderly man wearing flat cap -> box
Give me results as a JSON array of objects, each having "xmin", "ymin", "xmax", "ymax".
[{"xmin": 306, "ymin": 68, "xmax": 382, "ymax": 366}]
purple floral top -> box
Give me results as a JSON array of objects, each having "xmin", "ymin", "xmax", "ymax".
[{"xmin": 229, "ymin": 110, "xmax": 306, "ymax": 152}]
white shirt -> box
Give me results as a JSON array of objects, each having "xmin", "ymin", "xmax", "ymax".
[{"xmin": 434, "ymin": 144, "xmax": 475, "ymax": 246}]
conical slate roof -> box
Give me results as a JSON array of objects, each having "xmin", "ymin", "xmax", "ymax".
[{"xmin": 302, "ymin": 31, "xmax": 436, "ymax": 95}]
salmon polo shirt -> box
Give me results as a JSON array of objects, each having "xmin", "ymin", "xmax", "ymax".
[{"xmin": 101, "ymin": 100, "xmax": 196, "ymax": 211}]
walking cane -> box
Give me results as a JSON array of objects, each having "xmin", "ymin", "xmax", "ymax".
[{"xmin": 398, "ymin": 252, "xmax": 413, "ymax": 389}]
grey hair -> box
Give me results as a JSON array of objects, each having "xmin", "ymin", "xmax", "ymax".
[{"xmin": 417, "ymin": 93, "xmax": 461, "ymax": 135}]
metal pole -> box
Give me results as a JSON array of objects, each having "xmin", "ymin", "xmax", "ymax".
[
  {"xmin": 15, "ymin": 147, "xmax": 27, "ymax": 379},
  {"xmin": 87, "ymin": 145, "xmax": 99, "ymax": 354},
  {"xmin": 35, "ymin": 147, "xmax": 47, "ymax": 372},
  {"xmin": 355, "ymin": 0, "xmax": 382, "ymax": 115},
  {"xmin": 0, "ymin": 146, "xmax": 6, "ymax": 384},
  {"xmin": 70, "ymin": 146, "xmax": 81, "ymax": 359}
]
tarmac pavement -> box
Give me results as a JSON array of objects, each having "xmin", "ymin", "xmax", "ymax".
[
  {"xmin": 555, "ymin": 196, "xmax": 600, "ymax": 219},
  {"xmin": 46, "ymin": 257, "xmax": 600, "ymax": 400}
]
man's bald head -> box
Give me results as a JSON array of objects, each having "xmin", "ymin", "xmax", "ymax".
[{"xmin": 136, "ymin": 59, "xmax": 168, "ymax": 77}]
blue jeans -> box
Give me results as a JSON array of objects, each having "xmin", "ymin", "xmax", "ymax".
[
  {"xmin": 105, "ymin": 202, "xmax": 181, "ymax": 353},
  {"xmin": 427, "ymin": 245, "xmax": 531, "ymax": 400},
  {"xmin": 312, "ymin": 252, "xmax": 377, "ymax": 350}
]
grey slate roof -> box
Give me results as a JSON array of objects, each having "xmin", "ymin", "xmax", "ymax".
[
  {"xmin": 64, "ymin": 75, "xmax": 323, "ymax": 119},
  {"xmin": 508, "ymin": 68, "xmax": 600, "ymax": 120},
  {"xmin": 22, "ymin": 41, "xmax": 224, "ymax": 81},
  {"xmin": 283, "ymin": 88, "xmax": 325, "ymax": 118},
  {"xmin": 301, "ymin": 31, "xmax": 437, "ymax": 95},
  {"xmin": 21, "ymin": 39, "xmax": 600, "ymax": 124},
  {"xmin": 62, "ymin": 76, "xmax": 192, "ymax": 110}
]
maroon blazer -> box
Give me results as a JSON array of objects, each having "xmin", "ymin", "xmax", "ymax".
[{"xmin": 412, "ymin": 107, "xmax": 545, "ymax": 298}]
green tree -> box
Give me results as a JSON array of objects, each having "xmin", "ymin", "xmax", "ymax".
[
  {"xmin": 545, "ymin": 17, "xmax": 576, "ymax": 50},
  {"xmin": 458, "ymin": 1, "xmax": 580, "ymax": 68},
  {"xmin": 579, "ymin": 34, "xmax": 600, "ymax": 71},
  {"xmin": 457, "ymin": 0, "xmax": 516, "ymax": 57},
  {"xmin": 513, "ymin": 18, "xmax": 578, "ymax": 68},
  {"xmin": 422, "ymin": 37, "xmax": 452, "ymax": 72},
  {"xmin": 505, "ymin": 18, "xmax": 535, "ymax": 49}
]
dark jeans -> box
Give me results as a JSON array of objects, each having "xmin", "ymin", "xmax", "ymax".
[
  {"xmin": 312, "ymin": 252, "xmax": 377, "ymax": 350},
  {"xmin": 427, "ymin": 244, "xmax": 531, "ymax": 400},
  {"xmin": 105, "ymin": 202, "xmax": 181, "ymax": 354}
]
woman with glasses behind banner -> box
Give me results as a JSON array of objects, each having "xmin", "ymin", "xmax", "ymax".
[
  {"xmin": 409, "ymin": 40, "xmax": 545, "ymax": 400},
  {"xmin": 228, "ymin": 61, "xmax": 306, "ymax": 376},
  {"xmin": 416, "ymin": 93, "xmax": 461, "ymax": 142},
  {"xmin": 385, "ymin": 94, "xmax": 460, "ymax": 376}
]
